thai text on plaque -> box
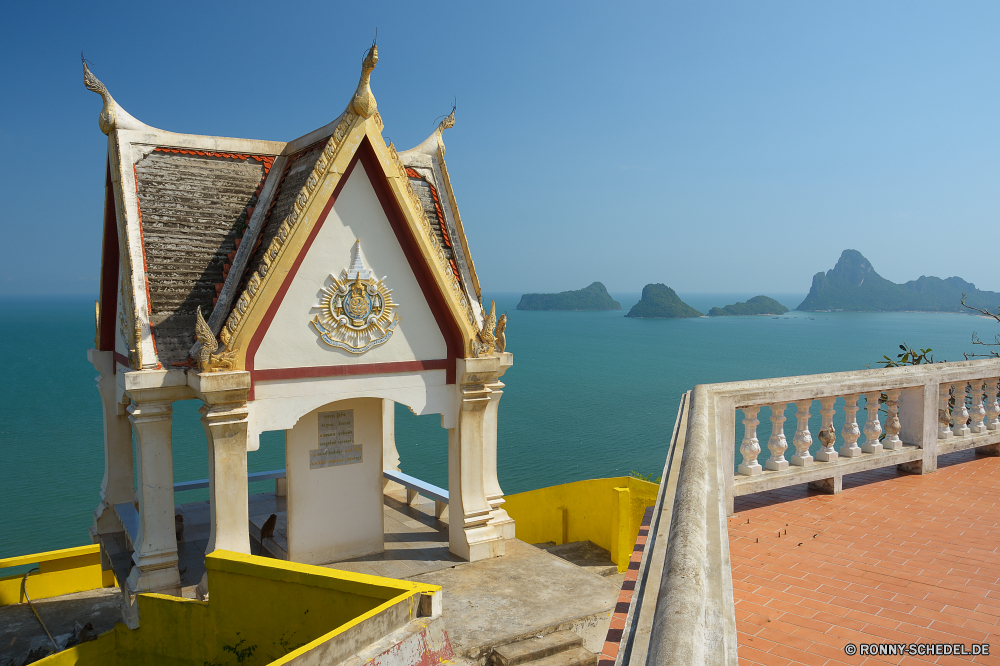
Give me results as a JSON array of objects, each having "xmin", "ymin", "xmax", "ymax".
[{"xmin": 310, "ymin": 409, "xmax": 361, "ymax": 469}]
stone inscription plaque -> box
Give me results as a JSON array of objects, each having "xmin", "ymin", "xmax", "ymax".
[{"xmin": 310, "ymin": 410, "xmax": 361, "ymax": 469}]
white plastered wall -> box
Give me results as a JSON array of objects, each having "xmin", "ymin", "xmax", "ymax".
[
  {"xmin": 254, "ymin": 163, "xmax": 447, "ymax": 370},
  {"xmin": 285, "ymin": 397, "xmax": 384, "ymax": 564}
]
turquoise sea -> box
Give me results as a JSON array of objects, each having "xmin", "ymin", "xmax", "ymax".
[{"xmin": 1, "ymin": 292, "xmax": 992, "ymax": 559}]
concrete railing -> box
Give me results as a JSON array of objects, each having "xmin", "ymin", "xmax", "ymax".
[{"xmin": 622, "ymin": 358, "xmax": 1000, "ymax": 665}]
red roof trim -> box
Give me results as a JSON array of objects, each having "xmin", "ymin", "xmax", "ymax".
[
  {"xmin": 153, "ymin": 147, "xmax": 275, "ymax": 173},
  {"xmin": 255, "ymin": 359, "xmax": 450, "ymax": 383}
]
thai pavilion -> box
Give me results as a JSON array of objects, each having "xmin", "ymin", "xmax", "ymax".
[{"xmin": 83, "ymin": 45, "xmax": 513, "ymax": 617}]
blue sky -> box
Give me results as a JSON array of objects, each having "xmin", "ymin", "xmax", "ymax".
[{"xmin": 2, "ymin": 1, "xmax": 998, "ymax": 296}]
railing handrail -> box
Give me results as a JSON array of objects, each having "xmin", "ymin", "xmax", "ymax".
[
  {"xmin": 173, "ymin": 468, "xmax": 286, "ymax": 493},
  {"xmin": 699, "ymin": 358, "xmax": 1000, "ymax": 407}
]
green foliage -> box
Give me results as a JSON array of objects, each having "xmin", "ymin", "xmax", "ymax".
[
  {"xmin": 629, "ymin": 470, "xmax": 661, "ymax": 483},
  {"xmin": 517, "ymin": 282, "xmax": 622, "ymax": 311},
  {"xmin": 707, "ymin": 295, "xmax": 789, "ymax": 316},
  {"xmin": 797, "ymin": 249, "xmax": 1000, "ymax": 312},
  {"xmin": 877, "ymin": 343, "xmax": 934, "ymax": 368},
  {"xmin": 625, "ymin": 284, "xmax": 702, "ymax": 319}
]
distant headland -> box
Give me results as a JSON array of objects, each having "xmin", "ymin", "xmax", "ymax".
[
  {"xmin": 625, "ymin": 284, "xmax": 702, "ymax": 318},
  {"xmin": 797, "ymin": 249, "xmax": 1000, "ymax": 312},
  {"xmin": 708, "ymin": 296, "xmax": 789, "ymax": 316},
  {"xmin": 516, "ymin": 282, "xmax": 621, "ymax": 311}
]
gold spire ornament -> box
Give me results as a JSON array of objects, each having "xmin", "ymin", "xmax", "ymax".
[
  {"xmin": 194, "ymin": 307, "xmax": 238, "ymax": 372},
  {"xmin": 312, "ymin": 241, "xmax": 399, "ymax": 354},
  {"xmin": 350, "ymin": 43, "xmax": 379, "ymax": 119},
  {"xmin": 82, "ymin": 54, "xmax": 152, "ymax": 135}
]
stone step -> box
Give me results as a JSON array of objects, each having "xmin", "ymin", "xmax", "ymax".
[
  {"xmin": 491, "ymin": 631, "xmax": 583, "ymax": 666},
  {"xmin": 528, "ymin": 646, "xmax": 598, "ymax": 666}
]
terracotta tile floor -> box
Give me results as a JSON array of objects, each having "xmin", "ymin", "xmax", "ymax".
[{"xmin": 730, "ymin": 449, "xmax": 1000, "ymax": 666}]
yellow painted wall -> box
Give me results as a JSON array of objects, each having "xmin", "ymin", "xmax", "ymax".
[
  {"xmin": 503, "ymin": 477, "xmax": 658, "ymax": 572},
  {"xmin": 38, "ymin": 550, "xmax": 440, "ymax": 666},
  {"xmin": 0, "ymin": 545, "xmax": 114, "ymax": 606}
]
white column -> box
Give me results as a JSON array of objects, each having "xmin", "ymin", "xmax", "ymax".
[
  {"xmin": 861, "ymin": 391, "xmax": 883, "ymax": 454},
  {"xmin": 765, "ymin": 403, "xmax": 789, "ymax": 471},
  {"xmin": 938, "ymin": 384, "xmax": 954, "ymax": 439},
  {"xmin": 448, "ymin": 358, "xmax": 505, "ymax": 562},
  {"xmin": 840, "ymin": 394, "xmax": 862, "ymax": 457},
  {"xmin": 815, "ymin": 396, "xmax": 838, "ymax": 462},
  {"xmin": 737, "ymin": 406, "xmax": 762, "ymax": 476},
  {"xmin": 970, "ymin": 380, "xmax": 987, "ymax": 434},
  {"xmin": 790, "ymin": 400, "xmax": 813, "ymax": 466},
  {"xmin": 484, "ymin": 353, "xmax": 515, "ymax": 539},
  {"xmin": 986, "ymin": 378, "xmax": 1000, "ymax": 430},
  {"xmin": 125, "ymin": 389, "xmax": 180, "ymax": 595},
  {"xmin": 952, "ymin": 382, "xmax": 971, "ymax": 437},
  {"xmin": 382, "ymin": 399, "xmax": 400, "ymax": 474},
  {"xmin": 88, "ymin": 349, "xmax": 135, "ymax": 537},
  {"xmin": 882, "ymin": 389, "xmax": 903, "ymax": 450}
]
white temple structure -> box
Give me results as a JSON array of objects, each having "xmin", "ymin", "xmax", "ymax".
[{"xmin": 83, "ymin": 45, "xmax": 513, "ymax": 612}]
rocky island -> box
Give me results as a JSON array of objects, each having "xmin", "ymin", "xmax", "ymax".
[
  {"xmin": 708, "ymin": 296, "xmax": 789, "ymax": 316},
  {"xmin": 625, "ymin": 284, "xmax": 702, "ymax": 318},
  {"xmin": 517, "ymin": 282, "xmax": 621, "ymax": 311},
  {"xmin": 797, "ymin": 249, "xmax": 1000, "ymax": 312}
]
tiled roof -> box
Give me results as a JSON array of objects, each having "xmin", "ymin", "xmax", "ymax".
[
  {"xmin": 133, "ymin": 149, "xmax": 271, "ymax": 365},
  {"xmin": 406, "ymin": 168, "xmax": 462, "ymax": 283},
  {"xmin": 232, "ymin": 140, "xmax": 328, "ymax": 302}
]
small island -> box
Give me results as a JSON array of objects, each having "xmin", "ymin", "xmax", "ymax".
[
  {"xmin": 625, "ymin": 284, "xmax": 702, "ymax": 318},
  {"xmin": 797, "ymin": 249, "xmax": 1000, "ymax": 312},
  {"xmin": 708, "ymin": 295, "xmax": 789, "ymax": 316},
  {"xmin": 517, "ymin": 282, "xmax": 621, "ymax": 311}
]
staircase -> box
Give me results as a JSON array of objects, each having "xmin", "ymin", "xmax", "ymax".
[{"xmin": 488, "ymin": 631, "xmax": 597, "ymax": 666}]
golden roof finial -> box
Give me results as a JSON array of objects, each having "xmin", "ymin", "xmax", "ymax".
[
  {"xmin": 398, "ymin": 103, "xmax": 457, "ymax": 158},
  {"xmin": 82, "ymin": 53, "xmax": 153, "ymax": 135},
  {"xmin": 350, "ymin": 40, "xmax": 379, "ymax": 119}
]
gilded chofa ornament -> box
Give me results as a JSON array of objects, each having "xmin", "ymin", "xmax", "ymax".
[
  {"xmin": 312, "ymin": 241, "xmax": 399, "ymax": 354},
  {"xmin": 195, "ymin": 307, "xmax": 238, "ymax": 372},
  {"xmin": 470, "ymin": 301, "xmax": 499, "ymax": 357}
]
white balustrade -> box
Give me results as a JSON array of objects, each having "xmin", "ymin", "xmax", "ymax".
[
  {"xmin": 861, "ymin": 391, "xmax": 883, "ymax": 454},
  {"xmin": 790, "ymin": 400, "xmax": 813, "ymax": 466},
  {"xmin": 816, "ymin": 396, "xmax": 838, "ymax": 462},
  {"xmin": 953, "ymin": 382, "xmax": 971, "ymax": 437},
  {"xmin": 738, "ymin": 406, "xmax": 762, "ymax": 476},
  {"xmin": 938, "ymin": 384, "xmax": 953, "ymax": 439},
  {"xmin": 987, "ymin": 378, "xmax": 1000, "ymax": 430},
  {"xmin": 840, "ymin": 394, "xmax": 862, "ymax": 457},
  {"xmin": 765, "ymin": 403, "xmax": 789, "ymax": 471},
  {"xmin": 970, "ymin": 381, "xmax": 987, "ymax": 434},
  {"xmin": 883, "ymin": 389, "xmax": 903, "ymax": 450}
]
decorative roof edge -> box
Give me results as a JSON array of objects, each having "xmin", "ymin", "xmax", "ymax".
[
  {"xmin": 398, "ymin": 107, "xmax": 455, "ymax": 159},
  {"xmin": 83, "ymin": 57, "xmax": 157, "ymax": 136}
]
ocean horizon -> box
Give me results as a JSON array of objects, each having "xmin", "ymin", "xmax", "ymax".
[{"xmin": 1, "ymin": 291, "xmax": 993, "ymax": 558}]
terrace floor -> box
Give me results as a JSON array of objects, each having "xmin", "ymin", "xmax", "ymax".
[{"xmin": 730, "ymin": 449, "xmax": 1000, "ymax": 666}]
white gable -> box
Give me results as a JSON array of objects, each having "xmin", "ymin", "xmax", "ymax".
[{"xmin": 254, "ymin": 163, "xmax": 448, "ymax": 371}]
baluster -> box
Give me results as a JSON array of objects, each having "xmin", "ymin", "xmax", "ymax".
[
  {"xmin": 816, "ymin": 396, "xmax": 838, "ymax": 462},
  {"xmin": 986, "ymin": 378, "xmax": 1000, "ymax": 430},
  {"xmin": 970, "ymin": 380, "xmax": 987, "ymax": 434},
  {"xmin": 938, "ymin": 384, "xmax": 953, "ymax": 439},
  {"xmin": 765, "ymin": 403, "xmax": 789, "ymax": 471},
  {"xmin": 738, "ymin": 406, "xmax": 762, "ymax": 476},
  {"xmin": 882, "ymin": 389, "xmax": 903, "ymax": 450},
  {"xmin": 790, "ymin": 399, "xmax": 814, "ymax": 466},
  {"xmin": 953, "ymin": 382, "xmax": 970, "ymax": 437},
  {"xmin": 840, "ymin": 394, "xmax": 862, "ymax": 457},
  {"xmin": 861, "ymin": 391, "xmax": 883, "ymax": 454}
]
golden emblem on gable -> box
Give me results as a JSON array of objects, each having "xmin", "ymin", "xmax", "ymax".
[{"xmin": 311, "ymin": 241, "xmax": 399, "ymax": 354}]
